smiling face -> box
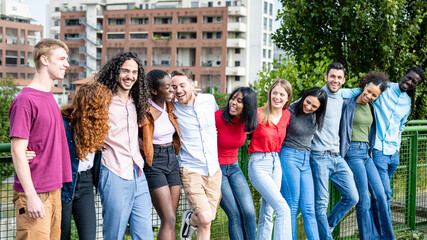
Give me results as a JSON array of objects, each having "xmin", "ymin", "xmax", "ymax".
[
  {"xmin": 358, "ymin": 82, "xmax": 382, "ymax": 104},
  {"xmin": 325, "ymin": 69, "xmax": 345, "ymax": 93},
  {"xmin": 46, "ymin": 47, "xmax": 69, "ymax": 81},
  {"xmin": 154, "ymin": 75, "xmax": 174, "ymax": 103},
  {"xmin": 172, "ymin": 75, "xmax": 195, "ymax": 105},
  {"xmin": 229, "ymin": 91, "xmax": 244, "ymax": 118},
  {"xmin": 117, "ymin": 59, "xmax": 138, "ymax": 94},
  {"xmin": 302, "ymin": 96, "xmax": 321, "ymax": 114},
  {"xmin": 270, "ymin": 85, "xmax": 289, "ymax": 110},
  {"xmin": 399, "ymin": 70, "xmax": 422, "ymax": 92}
]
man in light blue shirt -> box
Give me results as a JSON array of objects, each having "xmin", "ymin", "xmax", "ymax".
[
  {"xmin": 310, "ymin": 62, "xmax": 359, "ymax": 240},
  {"xmin": 341, "ymin": 67, "xmax": 425, "ymax": 229},
  {"xmin": 171, "ymin": 68, "xmax": 221, "ymax": 240}
]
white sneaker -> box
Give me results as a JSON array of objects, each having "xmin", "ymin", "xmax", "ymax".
[{"xmin": 180, "ymin": 210, "xmax": 197, "ymax": 240}]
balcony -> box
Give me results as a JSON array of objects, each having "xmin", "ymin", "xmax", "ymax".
[
  {"xmin": 226, "ymin": 38, "xmax": 246, "ymax": 48},
  {"xmin": 227, "ymin": 22, "xmax": 247, "ymax": 32},
  {"xmin": 228, "ymin": 6, "xmax": 247, "ymax": 16},
  {"xmin": 226, "ymin": 66, "xmax": 246, "ymax": 76}
]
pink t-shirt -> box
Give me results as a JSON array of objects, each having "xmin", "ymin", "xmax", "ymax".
[
  {"xmin": 215, "ymin": 110, "xmax": 247, "ymax": 165},
  {"xmin": 9, "ymin": 87, "xmax": 71, "ymax": 193}
]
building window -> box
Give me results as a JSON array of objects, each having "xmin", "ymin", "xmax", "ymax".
[
  {"xmin": 235, "ymin": 48, "xmax": 240, "ymax": 54},
  {"xmin": 263, "ymin": 33, "xmax": 267, "ymax": 46},
  {"xmin": 235, "ymin": 61, "xmax": 240, "ymax": 67},
  {"xmin": 263, "ymin": 49, "xmax": 266, "ymax": 58},
  {"xmin": 131, "ymin": 18, "xmax": 149, "ymax": 25},
  {"xmin": 269, "ymin": 19, "xmax": 273, "ymax": 31},
  {"xmin": 65, "ymin": 19, "xmax": 80, "ymax": 26},
  {"xmin": 154, "ymin": 17, "xmax": 173, "ymax": 24},
  {"xmin": 64, "ymin": 33, "xmax": 80, "ymax": 40},
  {"xmin": 264, "ymin": 1, "xmax": 268, "ymax": 14},
  {"xmin": 55, "ymin": 7, "xmax": 60, "ymax": 12},
  {"xmin": 268, "ymin": 50, "xmax": 271, "ymax": 58},
  {"xmin": 20, "ymin": 73, "xmax": 25, "ymax": 79},
  {"xmin": 145, "ymin": 4, "xmax": 149, "ymax": 9},
  {"xmin": 208, "ymin": 2, "xmax": 213, "ymax": 7},
  {"xmin": 54, "ymin": 34, "xmax": 59, "ymax": 39},
  {"xmin": 12, "ymin": 7, "xmax": 17, "ymax": 11},
  {"xmin": 107, "ymin": 33, "xmax": 125, "ymax": 40},
  {"xmin": 191, "ymin": 2, "xmax": 199, "ymax": 7},
  {"xmin": 263, "ymin": 17, "xmax": 267, "ymax": 30},
  {"xmin": 226, "ymin": 1, "xmax": 231, "ymax": 6},
  {"xmin": 269, "ymin": 3, "xmax": 273, "ymax": 15},
  {"xmin": 130, "ymin": 32, "xmax": 148, "ymax": 40},
  {"xmin": 235, "ymin": 76, "xmax": 240, "ymax": 81},
  {"xmin": 216, "ymin": 32, "xmax": 222, "ymax": 39},
  {"xmin": 108, "ymin": 18, "xmax": 125, "ymax": 25},
  {"xmin": 54, "ymin": 21, "xmax": 59, "ymax": 26},
  {"xmin": 268, "ymin": 34, "xmax": 272, "ymax": 46}
]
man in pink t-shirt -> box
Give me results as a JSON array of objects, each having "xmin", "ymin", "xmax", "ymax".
[{"xmin": 9, "ymin": 39, "xmax": 72, "ymax": 240}]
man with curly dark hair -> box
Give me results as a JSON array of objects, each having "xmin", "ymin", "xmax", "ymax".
[{"xmin": 96, "ymin": 51, "xmax": 153, "ymax": 239}]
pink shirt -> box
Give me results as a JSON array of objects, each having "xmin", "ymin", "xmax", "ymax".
[
  {"xmin": 102, "ymin": 95, "xmax": 144, "ymax": 180},
  {"xmin": 9, "ymin": 87, "xmax": 72, "ymax": 193}
]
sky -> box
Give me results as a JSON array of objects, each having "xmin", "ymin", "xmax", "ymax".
[{"xmin": 20, "ymin": 0, "xmax": 49, "ymax": 37}]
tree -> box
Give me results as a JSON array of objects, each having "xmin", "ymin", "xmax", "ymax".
[
  {"xmin": 0, "ymin": 77, "xmax": 20, "ymax": 180},
  {"xmin": 273, "ymin": 0, "xmax": 427, "ymax": 119}
]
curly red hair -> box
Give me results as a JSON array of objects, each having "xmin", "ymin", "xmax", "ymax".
[{"xmin": 61, "ymin": 82, "xmax": 112, "ymax": 160}]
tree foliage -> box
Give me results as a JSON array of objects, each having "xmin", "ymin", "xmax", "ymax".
[{"xmin": 272, "ymin": 0, "xmax": 427, "ymax": 119}]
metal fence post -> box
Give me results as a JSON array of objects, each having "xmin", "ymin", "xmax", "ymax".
[{"xmin": 407, "ymin": 131, "xmax": 418, "ymax": 229}]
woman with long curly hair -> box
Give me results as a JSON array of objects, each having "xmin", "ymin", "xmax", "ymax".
[{"xmin": 60, "ymin": 82, "xmax": 112, "ymax": 240}]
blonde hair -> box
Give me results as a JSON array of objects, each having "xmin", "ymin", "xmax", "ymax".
[
  {"xmin": 33, "ymin": 38, "xmax": 69, "ymax": 71},
  {"xmin": 260, "ymin": 79, "xmax": 293, "ymax": 125}
]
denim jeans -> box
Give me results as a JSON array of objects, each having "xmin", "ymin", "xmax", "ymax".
[
  {"xmin": 310, "ymin": 151, "xmax": 359, "ymax": 240},
  {"xmin": 99, "ymin": 164, "xmax": 153, "ymax": 240},
  {"xmin": 280, "ymin": 146, "xmax": 319, "ymax": 240},
  {"xmin": 345, "ymin": 142, "xmax": 384, "ymax": 240},
  {"xmin": 371, "ymin": 149, "xmax": 398, "ymax": 239},
  {"xmin": 248, "ymin": 152, "xmax": 292, "ymax": 240},
  {"xmin": 61, "ymin": 169, "xmax": 96, "ymax": 240},
  {"xmin": 220, "ymin": 161, "xmax": 256, "ymax": 240}
]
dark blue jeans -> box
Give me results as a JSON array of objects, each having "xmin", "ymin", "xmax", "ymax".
[
  {"xmin": 220, "ymin": 161, "xmax": 256, "ymax": 240},
  {"xmin": 280, "ymin": 146, "xmax": 319, "ymax": 240},
  {"xmin": 61, "ymin": 169, "xmax": 96, "ymax": 240},
  {"xmin": 345, "ymin": 142, "xmax": 383, "ymax": 240},
  {"xmin": 371, "ymin": 149, "xmax": 398, "ymax": 239}
]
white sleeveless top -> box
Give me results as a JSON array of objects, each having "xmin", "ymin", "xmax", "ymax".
[{"xmin": 149, "ymin": 99, "xmax": 175, "ymax": 144}]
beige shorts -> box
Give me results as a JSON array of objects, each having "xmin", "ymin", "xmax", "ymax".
[
  {"xmin": 13, "ymin": 189, "xmax": 62, "ymax": 240},
  {"xmin": 180, "ymin": 167, "xmax": 222, "ymax": 219}
]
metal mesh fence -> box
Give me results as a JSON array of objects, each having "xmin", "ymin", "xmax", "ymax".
[{"xmin": 1, "ymin": 128, "xmax": 427, "ymax": 239}]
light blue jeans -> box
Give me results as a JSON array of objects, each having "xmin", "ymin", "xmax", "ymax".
[
  {"xmin": 220, "ymin": 161, "xmax": 256, "ymax": 240},
  {"xmin": 345, "ymin": 142, "xmax": 382, "ymax": 240},
  {"xmin": 248, "ymin": 152, "xmax": 292, "ymax": 240},
  {"xmin": 280, "ymin": 146, "xmax": 319, "ymax": 240},
  {"xmin": 371, "ymin": 149, "xmax": 398, "ymax": 239},
  {"xmin": 310, "ymin": 151, "xmax": 359, "ymax": 240},
  {"xmin": 99, "ymin": 164, "xmax": 153, "ymax": 240}
]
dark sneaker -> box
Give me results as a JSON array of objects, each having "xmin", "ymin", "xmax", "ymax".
[{"xmin": 180, "ymin": 210, "xmax": 197, "ymax": 240}]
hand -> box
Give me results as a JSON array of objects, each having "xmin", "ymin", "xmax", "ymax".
[
  {"xmin": 26, "ymin": 193, "xmax": 46, "ymax": 218},
  {"xmin": 25, "ymin": 150, "xmax": 36, "ymax": 161}
]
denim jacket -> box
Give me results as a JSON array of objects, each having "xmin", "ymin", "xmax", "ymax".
[
  {"xmin": 61, "ymin": 117, "xmax": 102, "ymax": 203},
  {"xmin": 340, "ymin": 96, "xmax": 377, "ymax": 158}
]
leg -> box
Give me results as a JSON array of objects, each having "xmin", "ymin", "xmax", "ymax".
[
  {"xmin": 151, "ymin": 186, "xmax": 178, "ymax": 240},
  {"xmin": 328, "ymin": 156, "xmax": 359, "ymax": 229},
  {"xmin": 220, "ymin": 164, "xmax": 244, "ymax": 240},
  {"xmin": 99, "ymin": 165, "xmax": 133, "ymax": 239},
  {"xmin": 248, "ymin": 152, "xmax": 291, "ymax": 240},
  {"xmin": 372, "ymin": 150, "xmax": 397, "ymax": 217},
  {"xmin": 366, "ymin": 157, "xmax": 394, "ymax": 240},
  {"xmin": 228, "ymin": 162, "xmax": 257, "ymax": 240},
  {"xmin": 310, "ymin": 152, "xmax": 334, "ymax": 240},
  {"xmin": 299, "ymin": 151, "xmax": 319, "ymax": 240},
  {"xmin": 71, "ymin": 171, "xmax": 96, "ymax": 240},
  {"xmin": 280, "ymin": 146, "xmax": 302, "ymax": 240},
  {"xmin": 345, "ymin": 143, "xmax": 379, "ymax": 240},
  {"xmin": 129, "ymin": 169, "xmax": 154, "ymax": 240},
  {"xmin": 60, "ymin": 200, "xmax": 73, "ymax": 240}
]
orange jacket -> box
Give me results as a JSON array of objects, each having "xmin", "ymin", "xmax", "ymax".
[{"xmin": 138, "ymin": 101, "xmax": 181, "ymax": 166}]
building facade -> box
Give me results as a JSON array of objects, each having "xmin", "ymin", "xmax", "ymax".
[{"xmin": 50, "ymin": 0, "xmax": 278, "ymax": 93}]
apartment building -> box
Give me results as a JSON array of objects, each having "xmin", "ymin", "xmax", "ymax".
[
  {"xmin": 0, "ymin": 0, "xmax": 43, "ymax": 81},
  {"xmin": 50, "ymin": 0, "xmax": 278, "ymax": 93}
]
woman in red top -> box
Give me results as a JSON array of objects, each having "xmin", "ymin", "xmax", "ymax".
[
  {"xmin": 248, "ymin": 79, "xmax": 293, "ymax": 240},
  {"xmin": 216, "ymin": 87, "xmax": 258, "ymax": 240}
]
